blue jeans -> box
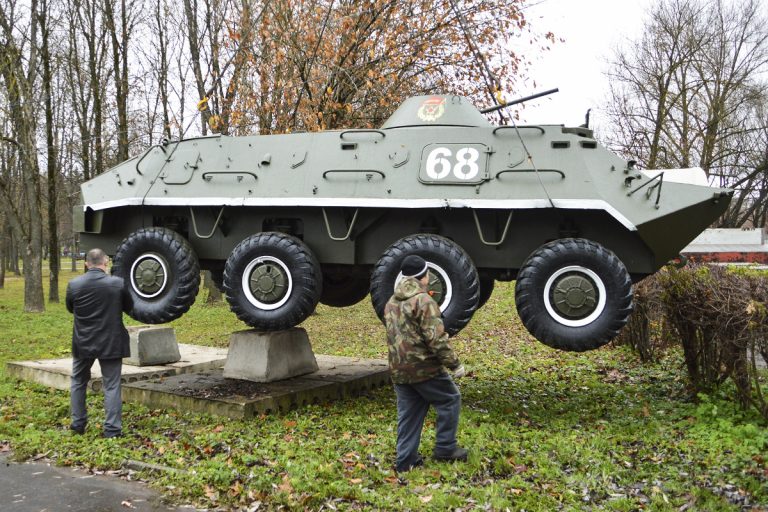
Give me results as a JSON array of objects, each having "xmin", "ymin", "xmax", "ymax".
[
  {"xmin": 394, "ymin": 373, "xmax": 461, "ymax": 471},
  {"xmin": 70, "ymin": 357, "xmax": 123, "ymax": 436}
]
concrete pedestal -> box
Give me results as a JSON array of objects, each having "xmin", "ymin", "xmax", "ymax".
[
  {"xmin": 124, "ymin": 326, "xmax": 181, "ymax": 367},
  {"xmin": 223, "ymin": 328, "xmax": 319, "ymax": 382},
  {"xmin": 6, "ymin": 344, "xmax": 228, "ymax": 392}
]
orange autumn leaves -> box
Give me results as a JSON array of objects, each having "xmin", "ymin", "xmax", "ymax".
[{"xmin": 206, "ymin": 0, "xmax": 546, "ymax": 136}]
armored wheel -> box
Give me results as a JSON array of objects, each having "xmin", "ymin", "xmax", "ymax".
[
  {"xmin": 223, "ymin": 232, "xmax": 322, "ymax": 330},
  {"xmin": 320, "ymin": 270, "xmax": 370, "ymax": 307},
  {"xmin": 370, "ymin": 234, "xmax": 480, "ymax": 336},
  {"xmin": 112, "ymin": 227, "xmax": 201, "ymax": 324},
  {"xmin": 478, "ymin": 275, "xmax": 495, "ymax": 308},
  {"xmin": 515, "ymin": 238, "xmax": 633, "ymax": 351}
]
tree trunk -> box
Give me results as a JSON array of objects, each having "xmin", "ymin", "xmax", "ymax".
[
  {"xmin": 75, "ymin": 0, "xmax": 106, "ymax": 175},
  {"xmin": 65, "ymin": 1, "xmax": 94, "ymax": 182},
  {"xmin": 182, "ymin": 0, "xmax": 211, "ymax": 134},
  {"xmin": 71, "ymin": 234, "xmax": 78, "ymax": 272},
  {"xmin": 22, "ymin": 238, "xmax": 44, "ymax": 311},
  {"xmin": 103, "ymin": 0, "xmax": 131, "ymax": 161},
  {"xmin": 153, "ymin": 0, "xmax": 171, "ymax": 139},
  {"xmin": 9, "ymin": 232, "xmax": 20, "ymax": 275},
  {"xmin": 40, "ymin": 0, "xmax": 60, "ymax": 302},
  {"xmin": 0, "ymin": 0, "xmax": 46, "ymax": 312},
  {"xmin": 0, "ymin": 156, "xmax": 7, "ymax": 288},
  {"xmin": 0, "ymin": 221, "xmax": 5, "ymax": 289}
]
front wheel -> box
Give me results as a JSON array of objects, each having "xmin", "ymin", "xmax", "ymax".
[
  {"xmin": 514, "ymin": 238, "xmax": 633, "ymax": 351},
  {"xmin": 223, "ymin": 232, "xmax": 322, "ymax": 330},
  {"xmin": 112, "ymin": 227, "xmax": 200, "ymax": 324}
]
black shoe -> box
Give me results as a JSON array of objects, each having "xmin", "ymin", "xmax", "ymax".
[
  {"xmin": 396, "ymin": 455, "xmax": 424, "ymax": 473},
  {"xmin": 103, "ymin": 432, "xmax": 123, "ymax": 439},
  {"xmin": 70, "ymin": 425, "xmax": 85, "ymax": 435},
  {"xmin": 433, "ymin": 446, "xmax": 468, "ymax": 462}
]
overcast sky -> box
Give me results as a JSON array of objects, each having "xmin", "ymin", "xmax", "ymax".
[{"xmin": 509, "ymin": 0, "xmax": 654, "ymax": 129}]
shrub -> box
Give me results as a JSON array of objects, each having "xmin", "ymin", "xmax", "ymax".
[
  {"xmin": 617, "ymin": 265, "xmax": 768, "ymax": 420},
  {"xmin": 613, "ymin": 276, "xmax": 669, "ymax": 361}
]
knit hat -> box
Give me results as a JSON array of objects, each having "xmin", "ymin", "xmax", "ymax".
[{"xmin": 401, "ymin": 255, "xmax": 429, "ymax": 278}]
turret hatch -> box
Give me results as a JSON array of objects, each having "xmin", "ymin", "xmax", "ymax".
[{"xmin": 381, "ymin": 95, "xmax": 492, "ymax": 129}]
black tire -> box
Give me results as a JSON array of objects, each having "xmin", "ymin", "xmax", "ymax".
[
  {"xmin": 112, "ymin": 227, "xmax": 200, "ymax": 324},
  {"xmin": 514, "ymin": 238, "xmax": 633, "ymax": 352},
  {"xmin": 320, "ymin": 271, "xmax": 370, "ymax": 307},
  {"xmin": 223, "ymin": 232, "xmax": 321, "ymax": 330},
  {"xmin": 478, "ymin": 275, "xmax": 495, "ymax": 308},
  {"xmin": 370, "ymin": 234, "xmax": 479, "ymax": 336}
]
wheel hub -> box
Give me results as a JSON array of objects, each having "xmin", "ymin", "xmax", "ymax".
[
  {"xmin": 550, "ymin": 272, "xmax": 598, "ymax": 320},
  {"xmin": 131, "ymin": 255, "xmax": 168, "ymax": 298},
  {"xmin": 426, "ymin": 271, "xmax": 446, "ymax": 304},
  {"xmin": 248, "ymin": 262, "xmax": 288, "ymax": 304}
]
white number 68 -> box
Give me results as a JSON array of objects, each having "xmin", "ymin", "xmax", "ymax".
[{"xmin": 425, "ymin": 147, "xmax": 480, "ymax": 180}]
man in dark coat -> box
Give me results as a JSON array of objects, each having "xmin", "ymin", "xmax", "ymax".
[
  {"xmin": 65, "ymin": 248, "xmax": 133, "ymax": 438},
  {"xmin": 384, "ymin": 254, "xmax": 468, "ymax": 473}
]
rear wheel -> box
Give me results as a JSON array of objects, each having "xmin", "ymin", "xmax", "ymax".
[
  {"xmin": 320, "ymin": 270, "xmax": 370, "ymax": 307},
  {"xmin": 112, "ymin": 227, "xmax": 200, "ymax": 324},
  {"xmin": 515, "ymin": 238, "xmax": 633, "ymax": 351},
  {"xmin": 224, "ymin": 232, "xmax": 321, "ymax": 330},
  {"xmin": 478, "ymin": 275, "xmax": 495, "ymax": 308},
  {"xmin": 370, "ymin": 234, "xmax": 479, "ymax": 336}
]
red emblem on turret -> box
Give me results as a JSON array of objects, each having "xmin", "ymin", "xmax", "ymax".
[{"xmin": 417, "ymin": 96, "xmax": 446, "ymax": 122}]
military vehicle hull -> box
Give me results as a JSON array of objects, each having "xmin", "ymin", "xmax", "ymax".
[{"xmin": 75, "ymin": 95, "xmax": 732, "ymax": 351}]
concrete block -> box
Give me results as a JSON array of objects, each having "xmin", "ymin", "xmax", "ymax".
[
  {"xmin": 223, "ymin": 328, "xmax": 318, "ymax": 382},
  {"xmin": 124, "ymin": 326, "xmax": 181, "ymax": 367},
  {"xmin": 122, "ymin": 355, "xmax": 390, "ymax": 418},
  {"xmin": 6, "ymin": 344, "xmax": 228, "ymax": 392}
]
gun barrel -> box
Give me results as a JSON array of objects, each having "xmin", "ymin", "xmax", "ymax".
[{"xmin": 480, "ymin": 88, "xmax": 560, "ymax": 114}]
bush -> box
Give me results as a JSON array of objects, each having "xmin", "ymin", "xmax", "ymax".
[
  {"xmin": 613, "ymin": 276, "xmax": 669, "ymax": 361},
  {"xmin": 617, "ymin": 265, "xmax": 768, "ymax": 420}
]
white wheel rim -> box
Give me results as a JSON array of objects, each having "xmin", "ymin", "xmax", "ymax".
[
  {"xmin": 395, "ymin": 261, "xmax": 453, "ymax": 313},
  {"xmin": 543, "ymin": 265, "xmax": 606, "ymax": 327},
  {"xmin": 129, "ymin": 253, "xmax": 169, "ymax": 299},
  {"xmin": 242, "ymin": 256, "xmax": 293, "ymax": 311}
]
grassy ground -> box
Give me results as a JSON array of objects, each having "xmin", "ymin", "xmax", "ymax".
[{"xmin": 0, "ymin": 269, "xmax": 766, "ymax": 511}]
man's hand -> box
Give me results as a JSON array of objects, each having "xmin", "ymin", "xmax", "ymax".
[{"xmin": 451, "ymin": 364, "xmax": 466, "ymax": 379}]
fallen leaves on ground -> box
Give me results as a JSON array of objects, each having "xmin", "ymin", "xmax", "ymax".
[{"xmin": 277, "ymin": 474, "xmax": 293, "ymax": 494}]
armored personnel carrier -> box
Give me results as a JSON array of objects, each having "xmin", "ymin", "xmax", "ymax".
[{"xmin": 74, "ymin": 93, "xmax": 732, "ymax": 351}]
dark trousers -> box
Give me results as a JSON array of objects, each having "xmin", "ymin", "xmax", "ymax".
[
  {"xmin": 394, "ymin": 373, "xmax": 461, "ymax": 471},
  {"xmin": 70, "ymin": 357, "xmax": 123, "ymax": 436}
]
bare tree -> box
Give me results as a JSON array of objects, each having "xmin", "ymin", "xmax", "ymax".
[
  {"xmin": 604, "ymin": 0, "xmax": 768, "ymax": 228},
  {"xmin": 0, "ymin": 126, "xmax": 12, "ymax": 289},
  {"xmin": 181, "ymin": 0, "xmax": 213, "ymax": 134},
  {"xmin": 103, "ymin": 0, "xmax": 138, "ymax": 162},
  {"xmin": 70, "ymin": 0, "xmax": 109, "ymax": 177},
  {"xmin": 0, "ymin": 0, "xmax": 46, "ymax": 311},
  {"xmin": 64, "ymin": 10, "xmax": 92, "ymax": 182},
  {"xmin": 152, "ymin": 0, "xmax": 172, "ymax": 140},
  {"xmin": 39, "ymin": 0, "xmax": 61, "ymax": 302}
]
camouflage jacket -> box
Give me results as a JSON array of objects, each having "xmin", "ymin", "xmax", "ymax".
[{"xmin": 384, "ymin": 276, "xmax": 460, "ymax": 384}]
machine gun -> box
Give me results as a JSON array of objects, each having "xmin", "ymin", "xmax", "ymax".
[{"xmin": 480, "ymin": 88, "xmax": 560, "ymax": 114}]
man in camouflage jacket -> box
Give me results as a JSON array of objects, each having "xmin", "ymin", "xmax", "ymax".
[{"xmin": 384, "ymin": 254, "xmax": 468, "ymax": 472}]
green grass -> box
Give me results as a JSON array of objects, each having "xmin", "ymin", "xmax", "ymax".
[{"xmin": 0, "ymin": 270, "xmax": 766, "ymax": 510}]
